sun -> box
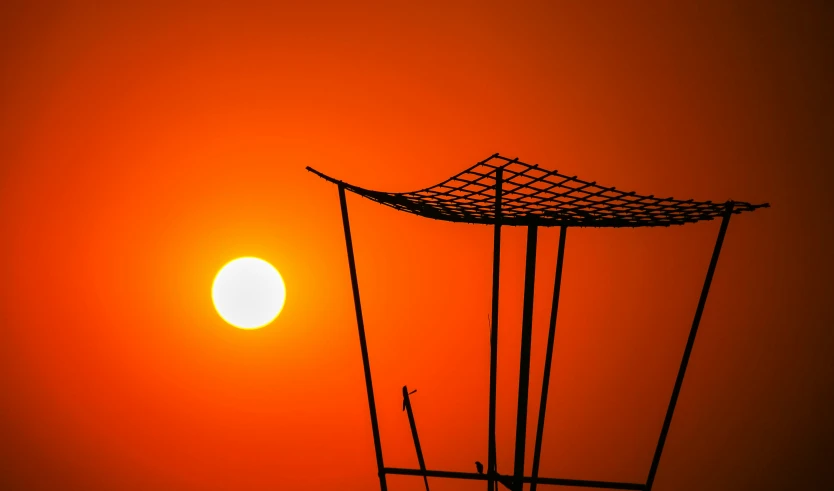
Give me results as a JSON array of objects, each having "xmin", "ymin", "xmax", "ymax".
[{"xmin": 212, "ymin": 257, "xmax": 286, "ymax": 329}]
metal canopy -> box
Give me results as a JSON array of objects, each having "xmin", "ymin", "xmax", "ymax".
[
  {"xmin": 308, "ymin": 155, "xmax": 768, "ymax": 491},
  {"xmin": 307, "ymin": 154, "xmax": 768, "ymax": 227}
]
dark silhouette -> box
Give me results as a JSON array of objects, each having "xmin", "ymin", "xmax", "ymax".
[
  {"xmin": 476, "ymin": 461, "xmax": 510, "ymax": 491},
  {"xmin": 402, "ymin": 386, "xmax": 429, "ymax": 491},
  {"xmin": 308, "ymin": 154, "xmax": 767, "ymax": 228},
  {"xmin": 486, "ymin": 167, "xmax": 503, "ymax": 491},
  {"xmin": 336, "ymin": 186, "xmax": 387, "ymax": 491},
  {"xmin": 512, "ymin": 224, "xmax": 538, "ymax": 488},
  {"xmin": 308, "ymin": 154, "xmax": 769, "ymax": 491},
  {"xmin": 645, "ymin": 201, "xmax": 736, "ymax": 490},
  {"xmin": 530, "ymin": 224, "xmax": 567, "ymax": 491}
]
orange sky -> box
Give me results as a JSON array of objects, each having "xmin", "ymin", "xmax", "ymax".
[{"xmin": 1, "ymin": 1, "xmax": 832, "ymax": 490}]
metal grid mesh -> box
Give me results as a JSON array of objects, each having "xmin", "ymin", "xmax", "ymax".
[{"xmin": 307, "ymin": 154, "xmax": 769, "ymax": 227}]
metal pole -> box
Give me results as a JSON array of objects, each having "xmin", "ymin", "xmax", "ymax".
[
  {"xmin": 402, "ymin": 386, "xmax": 430, "ymax": 491},
  {"xmin": 645, "ymin": 202, "xmax": 735, "ymax": 490},
  {"xmin": 530, "ymin": 225, "xmax": 568, "ymax": 491},
  {"xmin": 487, "ymin": 168, "xmax": 503, "ymax": 491},
  {"xmin": 338, "ymin": 185, "xmax": 388, "ymax": 491},
  {"xmin": 513, "ymin": 224, "xmax": 539, "ymax": 490}
]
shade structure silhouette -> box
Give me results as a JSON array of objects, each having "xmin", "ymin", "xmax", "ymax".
[
  {"xmin": 307, "ymin": 154, "xmax": 767, "ymax": 227},
  {"xmin": 308, "ymin": 154, "xmax": 769, "ymax": 491}
]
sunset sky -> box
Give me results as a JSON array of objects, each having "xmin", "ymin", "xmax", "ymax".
[{"xmin": 1, "ymin": 1, "xmax": 832, "ymax": 490}]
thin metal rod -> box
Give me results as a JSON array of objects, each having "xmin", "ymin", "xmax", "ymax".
[
  {"xmin": 512, "ymin": 224, "xmax": 539, "ymax": 490},
  {"xmin": 403, "ymin": 386, "xmax": 430, "ymax": 491},
  {"xmin": 384, "ymin": 467, "xmax": 645, "ymax": 490},
  {"xmin": 530, "ymin": 225, "xmax": 568, "ymax": 491},
  {"xmin": 520, "ymin": 475, "xmax": 644, "ymax": 489},
  {"xmin": 487, "ymin": 168, "xmax": 503, "ymax": 491},
  {"xmin": 338, "ymin": 185, "xmax": 387, "ymax": 491},
  {"xmin": 645, "ymin": 202, "xmax": 735, "ymax": 490}
]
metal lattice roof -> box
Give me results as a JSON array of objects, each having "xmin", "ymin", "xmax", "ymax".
[{"xmin": 307, "ymin": 154, "xmax": 769, "ymax": 227}]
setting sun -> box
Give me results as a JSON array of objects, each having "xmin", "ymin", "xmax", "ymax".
[
  {"xmin": 2, "ymin": 2, "xmax": 822, "ymax": 490},
  {"xmin": 212, "ymin": 257, "xmax": 286, "ymax": 329}
]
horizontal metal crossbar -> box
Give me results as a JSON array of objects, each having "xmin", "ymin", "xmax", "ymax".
[{"xmin": 383, "ymin": 467, "xmax": 645, "ymax": 490}]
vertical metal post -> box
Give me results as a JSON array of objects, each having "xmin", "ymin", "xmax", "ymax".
[
  {"xmin": 487, "ymin": 168, "xmax": 503, "ymax": 491},
  {"xmin": 513, "ymin": 224, "xmax": 539, "ymax": 490},
  {"xmin": 530, "ymin": 225, "xmax": 568, "ymax": 491},
  {"xmin": 403, "ymin": 386, "xmax": 430, "ymax": 491},
  {"xmin": 645, "ymin": 202, "xmax": 735, "ymax": 490},
  {"xmin": 338, "ymin": 185, "xmax": 388, "ymax": 491}
]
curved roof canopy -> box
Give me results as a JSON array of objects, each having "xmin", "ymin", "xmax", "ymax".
[{"xmin": 307, "ymin": 154, "xmax": 769, "ymax": 227}]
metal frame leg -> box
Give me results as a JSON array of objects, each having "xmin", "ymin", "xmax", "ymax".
[
  {"xmin": 512, "ymin": 224, "xmax": 539, "ymax": 490},
  {"xmin": 645, "ymin": 202, "xmax": 735, "ymax": 490},
  {"xmin": 530, "ymin": 225, "xmax": 568, "ymax": 490},
  {"xmin": 487, "ymin": 168, "xmax": 504, "ymax": 491},
  {"xmin": 339, "ymin": 185, "xmax": 388, "ymax": 491}
]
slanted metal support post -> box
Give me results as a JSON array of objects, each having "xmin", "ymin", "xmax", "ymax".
[
  {"xmin": 513, "ymin": 224, "xmax": 539, "ymax": 490},
  {"xmin": 402, "ymin": 386, "xmax": 430, "ymax": 491},
  {"xmin": 487, "ymin": 168, "xmax": 503, "ymax": 491},
  {"xmin": 338, "ymin": 185, "xmax": 388, "ymax": 491},
  {"xmin": 530, "ymin": 225, "xmax": 568, "ymax": 491},
  {"xmin": 645, "ymin": 202, "xmax": 735, "ymax": 490}
]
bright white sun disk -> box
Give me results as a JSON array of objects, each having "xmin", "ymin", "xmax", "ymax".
[{"xmin": 212, "ymin": 257, "xmax": 286, "ymax": 329}]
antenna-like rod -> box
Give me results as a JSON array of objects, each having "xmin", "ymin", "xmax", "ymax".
[{"xmin": 403, "ymin": 385, "xmax": 430, "ymax": 491}]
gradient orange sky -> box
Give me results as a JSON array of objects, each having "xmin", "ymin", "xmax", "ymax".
[{"xmin": 1, "ymin": 2, "xmax": 832, "ymax": 490}]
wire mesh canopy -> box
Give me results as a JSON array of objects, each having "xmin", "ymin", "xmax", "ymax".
[{"xmin": 307, "ymin": 154, "xmax": 769, "ymax": 227}]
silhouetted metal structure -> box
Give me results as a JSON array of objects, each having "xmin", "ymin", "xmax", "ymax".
[{"xmin": 307, "ymin": 154, "xmax": 768, "ymax": 491}]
